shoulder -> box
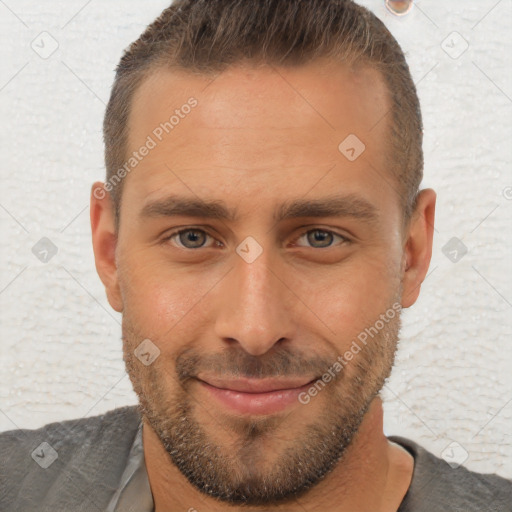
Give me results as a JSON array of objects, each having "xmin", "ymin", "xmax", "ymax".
[
  {"xmin": 0, "ymin": 405, "xmax": 142, "ymax": 512},
  {"xmin": 390, "ymin": 436, "xmax": 512, "ymax": 512}
]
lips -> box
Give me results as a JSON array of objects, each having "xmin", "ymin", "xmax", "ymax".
[
  {"xmin": 196, "ymin": 375, "xmax": 316, "ymax": 393},
  {"xmin": 195, "ymin": 375, "xmax": 318, "ymax": 415}
]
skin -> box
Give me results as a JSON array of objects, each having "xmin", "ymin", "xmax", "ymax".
[{"xmin": 90, "ymin": 58, "xmax": 436, "ymax": 511}]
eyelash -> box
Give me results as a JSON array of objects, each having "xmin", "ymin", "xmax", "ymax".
[{"xmin": 162, "ymin": 227, "xmax": 351, "ymax": 250}]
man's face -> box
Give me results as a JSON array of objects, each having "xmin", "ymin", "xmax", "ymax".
[{"xmin": 114, "ymin": 60, "xmax": 407, "ymax": 504}]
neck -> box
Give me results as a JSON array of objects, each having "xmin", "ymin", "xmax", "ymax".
[{"xmin": 142, "ymin": 396, "xmax": 414, "ymax": 512}]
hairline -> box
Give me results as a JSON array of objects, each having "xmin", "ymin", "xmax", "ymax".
[{"xmin": 110, "ymin": 58, "xmax": 413, "ymax": 236}]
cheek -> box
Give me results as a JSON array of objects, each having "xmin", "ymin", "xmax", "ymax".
[
  {"xmin": 119, "ymin": 256, "xmax": 219, "ymax": 340},
  {"xmin": 302, "ymin": 255, "xmax": 399, "ymax": 340}
]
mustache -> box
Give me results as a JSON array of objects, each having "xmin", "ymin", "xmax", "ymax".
[{"xmin": 175, "ymin": 346, "xmax": 337, "ymax": 382}]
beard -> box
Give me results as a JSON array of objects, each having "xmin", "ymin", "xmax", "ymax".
[{"xmin": 122, "ymin": 298, "xmax": 401, "ymax": 506}]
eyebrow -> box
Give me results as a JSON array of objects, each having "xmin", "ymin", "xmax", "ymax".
[{"xmin": 140, "ymin": 193, "xmax": 379, "ymax": 224}]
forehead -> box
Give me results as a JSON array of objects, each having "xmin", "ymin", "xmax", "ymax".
[{"xmin": 123, "ymin": 59, "xmax": 392, "ymax": 214}]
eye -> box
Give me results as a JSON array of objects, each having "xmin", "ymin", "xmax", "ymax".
[
  {"xmin": 293, "ymin": 228, "xmax": 350, "ymax": 249},
  {"xmin": 163, "ymin": 228, "xmax": 221, "ymax": 249},
  {"xmin": 162, "ymin": 227, "xmax": 349, "ymax": 251}
]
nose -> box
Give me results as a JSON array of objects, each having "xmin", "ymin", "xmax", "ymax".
[{"xmin": 214, "ymin": 243, "xmax": 296, "ymax": 356}]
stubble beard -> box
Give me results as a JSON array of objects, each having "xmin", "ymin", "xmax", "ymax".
[{"xmin": 122, "ymin": 302, "xmax": 401, "ymax": 506}]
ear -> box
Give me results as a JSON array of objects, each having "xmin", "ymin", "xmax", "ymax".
[
  {"xmin": 401, "ymin": 188, "xmax": 436, "ymax": 308},
  {"xmin": 90, "ymin": 182, "xmax": 123, "ymax": 313}
]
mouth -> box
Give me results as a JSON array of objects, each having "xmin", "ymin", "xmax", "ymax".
[{"xmin": 195, "ymin": 375, "xmax": 318, "ymax": 415}]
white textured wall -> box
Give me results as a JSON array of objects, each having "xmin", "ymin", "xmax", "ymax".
[{"xmin": 1, "ymin": 0, "xmax": 511, "ymax": 479}]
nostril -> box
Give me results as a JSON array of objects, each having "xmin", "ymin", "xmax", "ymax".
[{"xmin": 385, "ymin": 0, "xmax": 414, "ymax": 16}]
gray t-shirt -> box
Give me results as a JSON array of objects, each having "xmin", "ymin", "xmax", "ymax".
[{"xmin": 1, "ymin": 405, "xmax": 510, "ymax": 511}]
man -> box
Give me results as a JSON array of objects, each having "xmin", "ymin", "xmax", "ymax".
[{"xmin": 1, "ymin": 0, "xmax": 510, "ymax": 511}]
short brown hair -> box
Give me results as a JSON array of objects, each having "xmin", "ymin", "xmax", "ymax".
[{"xmin": 103, "ymin": 0, "xmax": 423, "ymax": 229}]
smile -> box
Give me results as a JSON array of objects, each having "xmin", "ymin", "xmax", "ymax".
[{"xmin": 196, "ymin": 376, "xmax": 318, "ymax": 415}]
